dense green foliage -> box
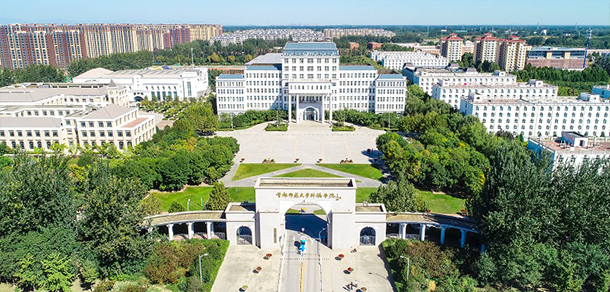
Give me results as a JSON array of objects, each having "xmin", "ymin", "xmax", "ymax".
[
  {"xmin": 369, "ymin": 177, "xmax": 426, "ymax": 212},
  {"xmin": 206, "ymin": 182, "xmax": 230, "ymax": 210},
  {"xmin": 471, "ymin": 146, "xmax": 610, "ymax": 291},
  {"xmin": 377, "ymin": 85, "xmax": 522, "ymax": 197},
  {"xmin": 339, "ymin": 54, "xmax": 387, "ymax": 70},
  {"xmin": 68, "ymin": 38, "xmax": 288, "ymax": 77},
  {"xmin": 0, "ymin": 154, "xmax": 158, "ymax": 289},
  {"xmin": 515, "ymin": 63, "xmax": 609, "ymax": 83},
  {"xmin": 144, "ymin": 240, "xmax": 229, "ymax": 291},
  {"xmin": 384, "ymin": 239, "xmax": 483, "ymax": 292},
  {"xmin": 525, "ymin": 35, "xmax": 610, "ymax": 49},
  {"xmin": 173, "ymin": 102, "xmax": 220, "ymax": 134},
  {"xmin": 0, "ymin": 64, "xmax": 65, "ymax": 87},
  {"xmin": 331, "ymin": 109, "xmax": 400, "ymax": 130},
  {"xmin": 219, "ymin": 109, "xmax": 287, "ymax": 129}
]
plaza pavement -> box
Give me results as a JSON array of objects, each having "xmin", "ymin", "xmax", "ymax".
[{"xmin": 216, "ymin": 121, "xmax": 385, "ymax": 165}]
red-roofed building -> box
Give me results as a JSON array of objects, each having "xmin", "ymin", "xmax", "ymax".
[{"xmin": 440, "ymin": 33, "xmax": 464, "ymax": 61}]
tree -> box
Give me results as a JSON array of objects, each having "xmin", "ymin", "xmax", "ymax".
[
  {"xmin": 40, "ymin": 252, "xmax": 74, "ymax": 292},
  {"xmin": 369, "ymin": 177, "xmax": 426, "ymax": 212},
  {"xmin": 206, "ymin": 182, "xmax": 230, "ymax": 210},
  {"xmin": 79, "ymin": 162, "xmax": 155, "ymax": 277},
  {"xmin": 0, "ymin": 153, "xmax": 76, "ymax": 237},
  {"xmin": 173, "ymin": 102, "xmax": 219, "ymax": 134},
  {"xmin": 168, "ymin": 201, "xmax": 185, "ymax": 213}
]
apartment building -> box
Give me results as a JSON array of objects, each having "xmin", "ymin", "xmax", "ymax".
[
  {"xmin": 0, "ymin": 23, "xmax": 222, "ymax": 69},
  {"xmin": 460, "ymin": 91, "xmax": 610, "ymax": 138},
  {"xmin": 526, "ymin": 46, "xmax": 586, "ymax": 70},
  {"xmin": 216, "ymin": 42, "xmax": 406, "ymax": 122},
  {"xmin": 369, "ymin": 51, "xmax": 449, "ymax": 70},
  {"xmin": 211, "ymin": 29, "xmax": 324, "ymax": 46},
  {"xmin": 73, "ymin": 67, "xmax": 209, "ymax": 101},
  {"xmin": 0, "ymin": 82, "xmax": 158, "ymax": 151},
  {"xmin": 402, "ymin": 65, "xmax": 517, "ymax": 95},
  {"xmin": 528, "ymin": 132, "xmax": 610, "ymax": 168},
  {"xmin": 323, "ymin": 28, "xmax": 395, "ymax": 39},
  {"xmin": 474, "ymin": 33, "xmax": 529, "ymax": 71},
  {"xmin": 440, "ymin": 33, "xmax": 464, "ymax": 61}
]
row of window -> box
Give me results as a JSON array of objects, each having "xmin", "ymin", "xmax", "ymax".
[{"xmin": 0, "ymin": 130, "xmax": 57, "ymax": 137}]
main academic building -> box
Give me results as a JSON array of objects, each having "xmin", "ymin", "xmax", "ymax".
[{"xmin": 216, "ymin": 42, "xmax": 406, "ymax": 123}]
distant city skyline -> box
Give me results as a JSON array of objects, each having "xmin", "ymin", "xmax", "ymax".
[{"xmin": 1, "ymin": 0, "xmax": 609, "ymax": 26}]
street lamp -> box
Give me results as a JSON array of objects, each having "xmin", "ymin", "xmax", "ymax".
[
  {"xmin": 400, "ymin": 255, "xmax": 410, "ymax": 283},
  {"xmin": 199, "ymin": 253, "xmax": 209, "ymax": 283},
  {"xmin": 187, "ymin": 199, "xmax": 191, "ymax": 211}
]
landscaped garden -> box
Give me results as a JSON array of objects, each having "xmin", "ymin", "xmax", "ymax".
[
  {"xmin": 319, "ymin": 163, "xmax": 384, "ymax": 181},
  {"xmin": 356, "ymin": 187, "xmax": 465, "ymax": 214},
  {"xmin": 265, "ymin": 122, "xmax": 288, "ymax": 131},
  {"xmin": 153, "ymin": 186, "xmax": 255, "ymax": 211},
  {"xmin": 232, "ymin": 163, "xmax": 299, "ymax": 181},
  {"xmin": 332, "ymin": 122, "xmax": 355, "ymax": 131}
]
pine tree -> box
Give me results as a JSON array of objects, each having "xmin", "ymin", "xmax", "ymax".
[{"xmin": 206, "ymin": 182, "xmax": 230, "ymax": 210}]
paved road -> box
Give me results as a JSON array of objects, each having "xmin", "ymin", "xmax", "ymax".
[{"xmin": 281, "ymin": 215, "xmax": 326, "ymax": 292}]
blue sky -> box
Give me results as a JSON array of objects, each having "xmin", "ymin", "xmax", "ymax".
[{"xmin": 1, "ymin": 0, "xmax": 609, "ymax": 26}]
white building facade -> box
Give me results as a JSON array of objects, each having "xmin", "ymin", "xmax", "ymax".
[
  {"xmin": 369, "ymin": 51, "xmax": 449, "ymax": 70},
  {"xmin": 216, "ymin": 42, "xmax": 406, "ymax": 123},
  {"xmin": 0, "ymin": 83, "xmax": 158, "ymax": 152},
  {"xmin": 460, "ymin": 92, "xmax": 610, "ymax": 138},
  {"xmin": 403, "ymin": 66, "xmax": 517, "ymax": 96},
  {"xmin": 528, "ymin": 132, "xmax": 610, "ymax": 169},
  {"xmin": 73, "ymin": 67, "xmax": 209, "ymax": 102}
]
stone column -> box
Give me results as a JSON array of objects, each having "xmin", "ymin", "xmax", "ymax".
[
  {"xmin": 210, "ymin": 222, "xmax": 215, "ymax": 237},
  {"xmin": 440, "ymin": 226, "xmax": 447, "ymax": 245},
  {"xmin": 321, "ymin": 95, "xmax": 325, "ymax": 124},
  {"xmin": 400, "ymin": 223, "xmax": 407, "ymax": 239},
  {"xmin": 206, "ymin": 221, "xmax": 212, "ymax": 239},
  {"xmin": 187, "ymin": 222, "xmax": 194, "ymax": 239},
  {"xmin": 167, "ymin": 223, "xmax": 174, "ymax": 241},
  {"xmin": 419, "ymin": 224, "xmax": 426, "ymax": 241},
  {"xmin": 460, "ymin": 229, "xmax": 467, "ymax": 248},
  {"xmin": 329, "ymin": 95, "xmax": 333, "ymax": 124},
  {"xmin": 296, "ymin": 95, "xmax": 300, "ymax": 124},
  {"xmin": 288, "ymin": 95, "xmax": 292, "ymax": 123}
]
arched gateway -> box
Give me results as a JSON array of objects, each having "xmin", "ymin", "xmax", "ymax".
[{"xmin": 225, "ymin": 177, "xmax": 387, "ymax": 249}]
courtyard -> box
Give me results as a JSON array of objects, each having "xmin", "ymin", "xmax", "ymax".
[{"xmin": 216, "ymin": 121, "xmax": 384, "ymax": 165}]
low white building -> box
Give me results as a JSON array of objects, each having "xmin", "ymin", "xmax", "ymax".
[
  {"xmin": 592, "ymin": 84, "xmax": 610, "ymax": 99},
  {"xmin": 0, "ymin": 82, "xmax": 158, "ymax": 152},
  {"xmin": 460, "ymin": 92, "xmax": 610, "ymax": 138},
  {"xmin": 528, "ymin": 132, "xmax": 610, "ymax": 168},
  {"xmin": 433, "ymin": 79, "xmax": 557, "ymax": 109},
  {"xmin": 370, "ymin": 51, "xmax": 449, "ymax": 70},
  {"xmin": 402, "ymin": 66, "xmax": 517, "ymax": 95},
  {"xmin": 73, "ymin": 67, "xmax": 209, "ymax": 102},
  {"xmin": 216, "ymin": 42, "xmax": 406, "ymax": 123}
]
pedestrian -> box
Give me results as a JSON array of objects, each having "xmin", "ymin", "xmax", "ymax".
[{"xmin": 354, "ymin": 280, "xmax": 358, "ymax": 288}]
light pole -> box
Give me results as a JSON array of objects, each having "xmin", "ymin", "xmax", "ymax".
[
  {"xmin": 187, "ymin": 199, "xmax": 191, "ymax": 211},
  {"xmin": 199, "ymin": 253, "xmax": 209, "ymax": 283},
  {"xmin": 400, "ymin": 255, "xmax": 410, "ymax": 283},
  {"xmin": 191, "ymin": 48, "xmax": 194, "ymax": 67}
]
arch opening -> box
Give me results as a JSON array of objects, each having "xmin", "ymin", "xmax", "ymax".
[
  {"xmin": 284, "ymin": 203, "xmax": 328, "ymax": 248},
  {"xmin": 360, "ymin": 227, "xmax": 376, "ymax": 246},
  {"xmin": 236, "ymin": 226, "xmax": 253, "ymax": 245}
]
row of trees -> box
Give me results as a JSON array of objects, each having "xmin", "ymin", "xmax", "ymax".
[
  {"xmin": 0, "ymin": 64, "xmax": 65, "ymax": 87},
  {"xmin": 526, "ymin": 35, "xmax": 610, "ymax": 49},
  {"xmin": 328, "ymin": 109, "xmax": 401, "ymax": 130},
  {"xmin": 514, "ymin": 63, "xmax": 610, "ymax": 83},
  {"xmin": 218, "ymin": 109, "xmax": 288, "ymax": 129},
  {"xmin": 67, "ymin": 38, "xmax": 289, "ymax": 77}
]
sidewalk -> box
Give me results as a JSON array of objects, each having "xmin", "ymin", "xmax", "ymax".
[{"xmin": 211, "ymin": 245, "xmax": 281, "ymax": 292}]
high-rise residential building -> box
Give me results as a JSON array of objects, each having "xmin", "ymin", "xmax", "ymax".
[
  {"xmin": 440, "ymin": 33, "xmax": 464, "ymax": 61},
  {"xmin": 0, "ymin": 23, "xmax": 223, "ymax": 69},
  {"xmin": 498, "ymin": 36, "xmax": 528, "ymax": 71},
  {"xmin": 474, "ymin": 33, "xmax": 500, "ymax": 64},
  {"xmin": 216, "ymin": 42, "xmax": 407, "ymax": 123}
]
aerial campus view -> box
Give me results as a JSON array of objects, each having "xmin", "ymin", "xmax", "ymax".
[{"xmin": 0, "ymin": 0, "xmax": 610, "ymax": 292}]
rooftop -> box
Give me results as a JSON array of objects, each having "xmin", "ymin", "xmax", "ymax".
[
  {"xmin": 532, "ymin": 138, "xmax": 610, "ymax": 154},
  {"xmin": 245, "ymin": 53, "xmax": 282, "ymax": 66},
  {"xmin": 377, "ymin": 74, "xmax": 405, "ymax": 80},
  {"xmin": 282, "ymin": 42, "xmax": 339, "ymax": 56},
  {"xmin": 0, "ymin": 116, "xmax": 63, "ymax": 128},
  {"xmin": 245, "ymin": 65, "xmax": 281, "ymax": 71},
  {"xmin": 217, "ymin": 74, "xmax": 245, "ymax": 80},
  {"xmin": 0, "ymin": 84, "xmax": 114, "ymax": 104},
  {"xmin": 530, "ymin": 46, "xmax": 586, "ymax": 52},
  {"xmin": 339, "ymin": 65, "xmax": 376, "ymax": 71},
  {"xmin": 75, "ymin": 67, "xmax": 204, "ymax": 80},
  {"xmin": 81, "ymin": 104, "xmax": 134, "ymax": 120},
  {"xmin": 256, "ymin": 177, "xmax": 355, "ymax": 188}
]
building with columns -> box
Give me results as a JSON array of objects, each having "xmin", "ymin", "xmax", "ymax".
[
  {"xmin": 144, "ymin": 178, "xmax": 480, "ymax": 250},
  {"xmin": 216, "ymin": 42, "xmax": 406, "ymax": 122}
]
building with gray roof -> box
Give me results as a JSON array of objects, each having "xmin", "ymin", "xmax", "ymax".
[{"xmin": 216, "ymin": 42, "xmax": 406, "ymax": 123}]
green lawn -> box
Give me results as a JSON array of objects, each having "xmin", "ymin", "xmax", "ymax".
[
  {"xmin": 355, "ymin": 187, "xmax": 465, "ymax": 214},
  {"xmin": 232, "ymin": 163, "xmax": 300, "ymax": 181},
  {"xmin": 318, "ymin": 164, "xmax": 384, "ymax": 181},
  {"xmin": 275, "ymin": 168, "xmax": 342, "ymax": 178},
  {"xmin": 153, "ymin": 186, "xmax": 256, "ymax": 212},
  {"xmin": 418, "ymin": 190, "xmax": 466, "ymax": 215}
]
